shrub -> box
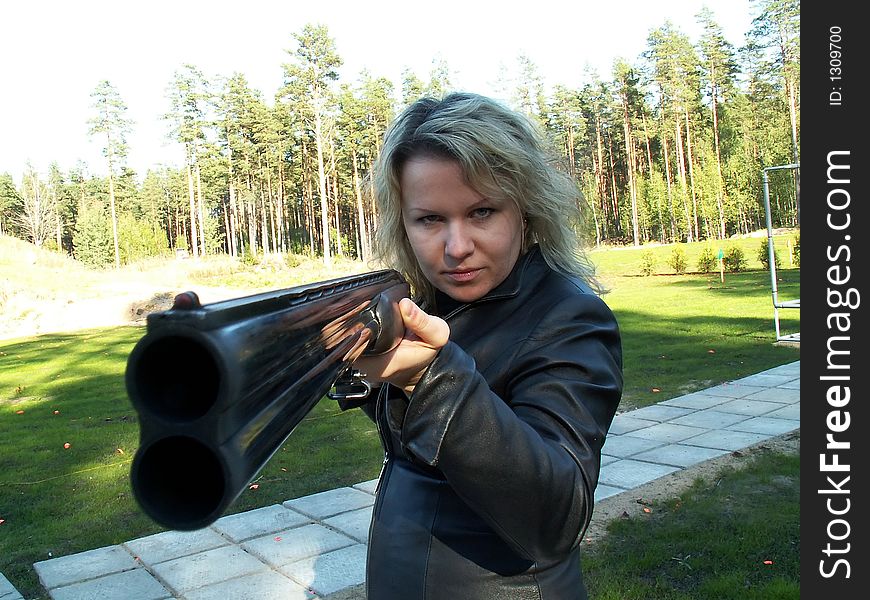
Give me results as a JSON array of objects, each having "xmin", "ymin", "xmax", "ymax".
[
  {"xmin": 723, "ymin": 246, "xmax": 747, "ymax": 273},
  {"xmin": 73, "ymin": 201, "xmax": 113, "ymax": 268},
  {"xmin": 757, "ymin": 238, "xmax": 782, "ymax": 270},
  {"xmin": 119, "ymin": 214, "xmax": 169, "ymax": 264},
  {"xmin": 240, "ymin": 246, "xmax": 259, "ymax": 266},
  {"xmin": 284, "ymin": 253, "xmax": 303, "ymax": 268},
  {"xmin": 667, "ymin": 244, "xmax": 687, "ymax": 274},
  {"xmin": 640, "ymin": 250, "xmax": 657, "ymax": 276},
  {"xmin": 792, "ymin": 231, "xmax": 800, "ymax": 267},
  {"xmin": 697, "ymin": 246, "xmax": 717, "ymax": 273}
]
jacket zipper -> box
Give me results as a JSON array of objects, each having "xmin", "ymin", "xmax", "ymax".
[{"xmin": 373, "ymin": 386, "xmax": 393, "ymax": 496}]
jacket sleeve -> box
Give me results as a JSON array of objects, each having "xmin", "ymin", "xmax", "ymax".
[{"xmin": 396, "ymin": 292, "xmax": 622, "ymax": 562}]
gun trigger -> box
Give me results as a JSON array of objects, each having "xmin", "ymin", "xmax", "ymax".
[{"xmin": 327, "ymin": 369, "xmax": 373, "ymax": 401}]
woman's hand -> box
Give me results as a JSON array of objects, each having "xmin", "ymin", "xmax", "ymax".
[{"xmin": 354, "ymin": 298, "xmax": 450, "ymax": 396}]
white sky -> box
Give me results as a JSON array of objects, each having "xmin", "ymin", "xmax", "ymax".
[{"xmin": 1, "ymin": 0, "xmax": 754, "ymax": 184}]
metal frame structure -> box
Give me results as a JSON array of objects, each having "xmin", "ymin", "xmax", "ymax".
[{"xmin": 762, "ymin": 163, "xmax": 800, "ymax": 343}]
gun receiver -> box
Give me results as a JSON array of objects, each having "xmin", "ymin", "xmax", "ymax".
[{"xmin": 126, "ymin": 269, "xmax": 408, "ymax": 531}]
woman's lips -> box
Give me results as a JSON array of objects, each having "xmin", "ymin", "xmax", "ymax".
[{"xmin": 444, "ymin": 268, "xmax": 481, "ymax": 283}]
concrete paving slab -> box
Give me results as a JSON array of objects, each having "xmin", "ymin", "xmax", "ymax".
[
  {"xmin": 660, "ymin": 392, "xmax": 730, "ymax": 410},
  {"xmin": 33, "ymin": 545, "xmax": 138, "ymax": 590},
  {"xmin": 761, "ymin": 361, "xmax": 800, "ymax": 377},
  {"xmin": 48, "ymin": 568, "xmax": 170, "ymax": 600},
  {"xmin": 183, "ymin": 570, "xmax": 314, "ymax": 600},
  {"xmin": 622, "ymin": 422, "xmax": 709, "ymax": 444},
  {"xmin": 701, "ymin": 383, "xmax": 767, "ymax": 398},
  {"xmin": 0, "ymin": 572, "xmax": 23, "ymax": 600},
  {"xmin": 149, "ymin": 545, "xmax": 269, "ymax": 594},
  {"xmin": 124, "ymin": 527, "xmax": 227, "ymax": 566},
  {"xmin": 743, "ymin": 387, "xmax": 800, "ymax": 404},
  {"xmin": 624, "ymin": 405, "xmax": 695, "ymax": 423},
  {"xmin": 732, "ymin": 373, "xmax": 797, "ymax": 387},
  {"xmin": 211, "ymin": 504, "xmax": 311, "ymax": 543},
  {"xmin": 323, "ymin": 506, "xmax": 373, "ymax": 544},
  {"xmin": 285, "ymin": 488, "xmax": 374, "ymax": 520},
  {"xmin": 632, "ymin": 444, "xmax": 731, "ymax": 468},
  {"xmin": 682, "ymin": 429, "xmax": 771, "ymax": 452},
  {"xmin": 598, "ymin": 459, "xmax": 680, "ymax": 489},
  {"xmin": 351, "ymin": 479, "xmax": 378, "ymax": 495},
  {"xmin": 764, "ymin": 404, "xmax": 800, "ymax": 420},
  {"xmin": 600, "ymin": 454, "xmax": 619, "ymax": 466},
  {"xmin": 601, "ymin": 435, "xmax": 664, "ymax": 458},
  {"xmin": 727, "ymin": 416, "xmax": 800, "ymax": 436},
  {"xmin": 608, "ymin": 415, "xmax": 657, "ymax": 435},
  {"xmin": 670, "ymin": 409, "xmax": 750, "ymax": 429},
  {"xmin": 594, "ymin": 484, "xmax": 626, "ymax": 502},
  {"xmin": 243, "ymin": 524, "xmax": 355, "ymax": 568},
  {"xmin": 25, "ymin": 360, "xmax": 800, "ymax": 600},
  {"xmin": 712, "ymin": 398, "xmax": 787, "ymax": 417},
  {"xmin": 280, "ymin": 543, "xmax": 367, "ymax": 597}
]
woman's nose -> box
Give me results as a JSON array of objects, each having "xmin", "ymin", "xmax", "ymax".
[{"xmin": 444, "ymin": 222, "xmax": 474, "ymax": 260}]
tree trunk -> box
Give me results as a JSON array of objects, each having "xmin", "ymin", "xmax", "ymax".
[
  {"xmin": 187, "ymin": 162, "xmax": 199, "ymax": 258},
  {"xmin": 196, "ymin": 163, "xmax": 206, "ymax": 256},
  {"xmin": 710, "ymin": 80, "xmax": 727, "ymax": 240},
  {"xmin": 108, "ymin": 173, "xmax": 121, "ymax": 267},
  {"xmin": 352, "ymin": 150, "xmax": 369, "ymax": 262},
  {"xmin": 683, "ymin": 108, "xmax": 699, "ymax": 241},
  {"xmin": 621, "ymin": 95, "xmax": 639, "ymax": 246},
  {"xmin": 673, "ymin": 118, "xmax": 691, "ymax": 241},
  {"xmin": 313, "ymin": 96, "xmax": 332, "ymax": 267}
]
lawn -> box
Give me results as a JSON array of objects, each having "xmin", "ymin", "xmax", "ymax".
[{"xmin": 0, "ymin": 234, "xmax": 800, "ymax": 598}]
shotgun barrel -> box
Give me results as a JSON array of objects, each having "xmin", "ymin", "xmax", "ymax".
[{"xmin": 126, "ymin": 269, "xmax": 408, "ymax": 530}]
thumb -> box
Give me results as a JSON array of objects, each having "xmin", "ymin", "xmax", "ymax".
[{"xmin": 400, "ymin": 298, "xmax": 450, "ymax": 348}]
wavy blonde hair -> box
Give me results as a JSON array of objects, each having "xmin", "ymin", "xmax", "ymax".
[{"xmin": 371, "ymin": 92, "xmax": 599, "ymax": 305}]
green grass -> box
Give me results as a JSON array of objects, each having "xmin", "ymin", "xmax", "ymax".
[
  {"xmin": 585, "ymin": 448, "xmax": 800, "ymax": 599},
  {"xmin": 0, "ymin": 328, "xmax": 383, "ymax": 598},
  {"xmin": 0, "ymin": 236, "xmax": 800, "ymax": 599}
]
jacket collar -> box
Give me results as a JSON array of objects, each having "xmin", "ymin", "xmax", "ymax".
[{"xmin": 434, "ymin": 245, "xmax": 543, "ymax": 318}]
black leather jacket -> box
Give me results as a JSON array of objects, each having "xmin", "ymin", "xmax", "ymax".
[{"xmin": 358, "ymin": 246, "xmax": 623, "ymax": 599}]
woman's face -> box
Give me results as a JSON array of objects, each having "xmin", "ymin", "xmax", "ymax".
[{"xmin": 400, "ymin": 156, "xmax": 524, "ymax": 303}]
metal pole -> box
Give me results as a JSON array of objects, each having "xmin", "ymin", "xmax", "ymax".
[
  {"xmin": 762, "ymin": 169, "xmax": 779, "ymax": 308},
  {"xmin": 762, "ymin": 163, "xmax": 800, "ymax": 343}
]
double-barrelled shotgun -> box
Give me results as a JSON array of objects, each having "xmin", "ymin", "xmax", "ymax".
[{"xmin": 125, "ymin": 269, "xmax": 408, "ymax": 531}]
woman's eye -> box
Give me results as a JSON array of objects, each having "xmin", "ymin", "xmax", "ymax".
[
  {"xmin": 419, "ymin": 215, "xmax": 441, "ymax": 225},
  {"xmin": 471, "ymin": 208, "xmax": 494, "ymax": 219}
]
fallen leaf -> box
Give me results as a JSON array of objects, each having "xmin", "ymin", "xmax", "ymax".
[
  {"xmin": 651, "ymin": 388, "xmax": 661, "ymax": 393},
  {"xmin": 763, "ymin": 560, "xmax": 773, "ymax": 565},
  {"xmin": 0, "ymin": 519, "xmax": 6, "ymax": 525},
  {"xmin": 53, "ymin": 410, "xmax": 60, "ymax": 415},
  {"xmin": 116, "ymin": 448, "xmax": 125, "ymax": 454},
  {"xmin": 280, "ymin": 467, "xmax": 287, "ymax": 472},
  {"xmin": 15, "ymin": 410, "xmax": 24, "ymax": 415},
  {"xmin": 708, "ymin": 349, "xmax": 716, "ymax": 354},
  {"xmin": 274, "ymin": 536, "xmax": 282, "ymax": 542},
  {"xmin": 249, "ymin": 483, "xmax": 259, "ymax": 490},
  {"xmin": 642, "ymin": 507, "xmax": 652, "ymax": 513},
  {"xmin": 63, "ymin": 443, "xmax": 71, "ymax": 449}
]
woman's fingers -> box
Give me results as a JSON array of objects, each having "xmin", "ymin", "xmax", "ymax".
[
  {"xmin": 399, "ymin": 298, "xmax": 450, "ymax": 349},
  {"xmin": 351, "ymin": 299, "xmax": 450, "ymax": 394}
]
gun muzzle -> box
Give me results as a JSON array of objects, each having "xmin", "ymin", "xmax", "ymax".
[{"xmin": 126, "ymin": 270, "xmax": 408, "ymax": 530}]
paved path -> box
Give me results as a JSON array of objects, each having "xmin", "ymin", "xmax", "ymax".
[{"xmin": 3, "ymin": 360, "xmax": 800, "ymax": 600}]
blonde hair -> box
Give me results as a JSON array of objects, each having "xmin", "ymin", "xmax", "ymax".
[{"xmin": 371, "ymin": 92, "xmax": 599, "ymax": 304}]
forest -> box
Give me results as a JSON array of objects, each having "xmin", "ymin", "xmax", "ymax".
[{"xmin": 0, "ymin": 0, "xmax": 799, "ymax": 269}]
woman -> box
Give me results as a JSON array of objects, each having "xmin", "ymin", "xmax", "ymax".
[{"xmin": 350, "ymin": 92, "xmax": 623, "ymax": 599}]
